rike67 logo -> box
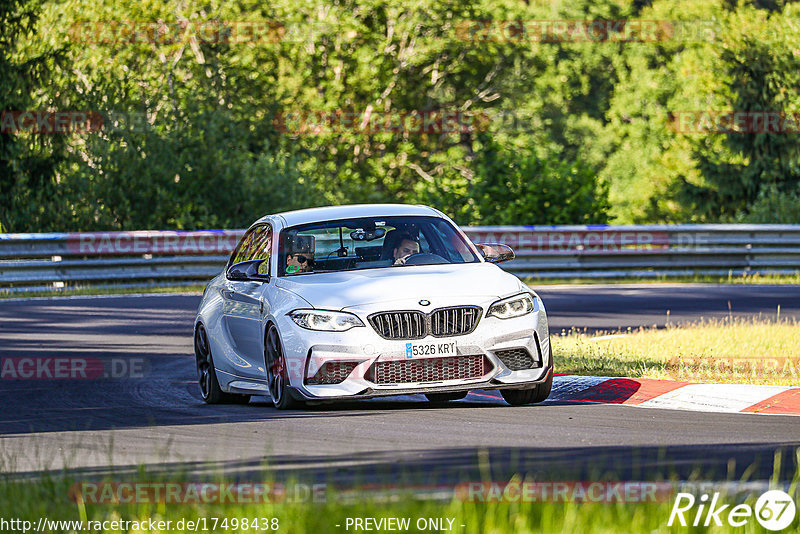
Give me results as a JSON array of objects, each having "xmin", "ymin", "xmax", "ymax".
[{"xmin": 669, "ymin": 490, "xmax": 796, "ymax": 531}]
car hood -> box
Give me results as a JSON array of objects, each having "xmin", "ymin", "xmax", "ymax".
[{"xmin": 274, "ymin": 262, "xmax": 523, "ymax": 309}]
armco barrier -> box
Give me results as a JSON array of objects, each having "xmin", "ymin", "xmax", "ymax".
[{"xmin": 1, "ymin": 225, "xmax": 799, "ymax": 292}]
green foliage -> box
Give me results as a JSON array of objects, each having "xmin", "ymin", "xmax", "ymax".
[
  {"xmin": 680, "ymin": 7, "xmax": 800, "ymax": 220},
  {"xmin": 464, "ymin": 136, "xmax": 609, "ymax": 225},
  {"xmin": 737, "ymin": 184, "xmax": 800, "ymax": 223},
  {"xmin": 43, "ymin": 0, "xmax": 312, "ymax": 230},
  {"xmin": 2, "ymin": 0, "xmax": 800, "ymax": 230},
  {"xmin": 0, "ymin": 0, "xmax": 68, "ymax": 231},
  {"xmin": 604, "ymin": 0, "xmax": 800, "ymax": 223}
]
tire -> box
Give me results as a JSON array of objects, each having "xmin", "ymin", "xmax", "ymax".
[
  {"xmin": 500, "ymin": 369, "xmax": 553, "ymax": 406},
  {"xmin": 265, "ymin": 324, "xmax": 303, "ymax": 410},
  {"xmin": 195, "ymin": 324, "xmax": 251, "ymax": 405},
  {"xmin": 425, "ymin": 392, "xmax": 468, "ymax": 403}
]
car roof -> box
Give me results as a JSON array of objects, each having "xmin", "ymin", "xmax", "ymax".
[{"xmin": 257, "ymin": 204, "xmax": 443, "ymax": 228}]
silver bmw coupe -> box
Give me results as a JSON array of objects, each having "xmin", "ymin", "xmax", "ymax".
[{"xmin": 194, "ymin": 204, "xmax": 552, "ymax": 408}]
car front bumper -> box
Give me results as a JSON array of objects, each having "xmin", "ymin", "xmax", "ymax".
[
  {"xmin": 276, "ymin": 294, "xmax": 551, "ymax": 400},
  {"xmin": 288, "ymin": 364, "xmax": 553, "ymax": 402}
]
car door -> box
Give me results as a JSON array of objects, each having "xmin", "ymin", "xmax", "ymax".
[{"xmin": 222, "ymin": 223, "xmax": 273, "ymax": 378}]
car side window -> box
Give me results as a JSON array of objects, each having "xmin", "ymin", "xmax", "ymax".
[
  {"xmin": 229, "ymin": 229, "xmax": 256, "ymax": 267},
  {"xmin": 228, "ymin": 224, "xmax": 272, "ymax": 275},
  {"xmin": 250, "ymin": 225, "xmax": 273, "ymax": 275}
]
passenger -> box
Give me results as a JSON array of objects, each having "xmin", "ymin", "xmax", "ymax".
[
  {"xmin": 392, "ymin": 234, "xmax": 420, "ymax": 266},
  {"xmin": 286, "ymin": 236, "xmax": 315, "ymax": 274}
]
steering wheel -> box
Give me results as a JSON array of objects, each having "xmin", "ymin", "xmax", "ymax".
[{"xmin": 402, "ymin": 252, "xmax": 448, "ymax": 266}]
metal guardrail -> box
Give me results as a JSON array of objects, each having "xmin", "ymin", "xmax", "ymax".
[{"xmin": 1, "ymin": 225, "xmax": 799, "ymax": 292}]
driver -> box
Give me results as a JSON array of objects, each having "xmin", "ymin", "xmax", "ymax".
[
  {"xmin": 392, "ymin": 234, "xmax": 420, "ymax": 265},
  {"xmin": 286, "ymin": 235, "xmax": 315, "ymax": 274}
]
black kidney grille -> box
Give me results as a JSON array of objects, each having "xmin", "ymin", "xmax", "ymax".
[
  {"xmin": 370, "ymin": 355, "xmax": 488, "ymax": 384},
  {"xmin": 369, "ymin": 311, "xmax": 427, "ymax": 340},
  {"xmin": 494, "ymin": 348, "xmax": 538, "ymax": 371},
  {"xmin": 430, "ymin": 306, "xmax": 481, "ymax": 337},
  {"xmin": 369, "ymin": 306, "xmax": 482, "ymax": 340}
]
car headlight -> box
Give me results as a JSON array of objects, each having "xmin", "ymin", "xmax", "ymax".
[
  {"xmin": 288, "ymin": 309, "xmax": 365, "ymax": 331},
  {"xmin": 487, "ymin": 294, "xmax": 536, "ymax": 319}
]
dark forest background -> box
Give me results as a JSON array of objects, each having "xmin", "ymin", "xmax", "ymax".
[{"xmin": 2, "ymin": 0, "xmax": 799, "ymax": 232}]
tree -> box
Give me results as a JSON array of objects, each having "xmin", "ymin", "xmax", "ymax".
[
  {"xmin": 0, "ymin": 0, "xmax": 67, "ymax": 231},
  {"xmin": 42, "ymin": 0, "xmax": 310, "ymax": 230},
  {"xmin": 459, "ymin": 135, "xmax": 610, "ymax": 225},
  {"xmin": 679, "ymin": 10, "xmax": 800, "ymax": 220}
]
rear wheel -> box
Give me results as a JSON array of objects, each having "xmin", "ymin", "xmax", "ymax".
[
  {"xmin": 501, "ymin": 370, "xmax": 553, "ymax": 406},
  {"xmin": 265, "ymin": 324, "xmax": 303, "ymax": 410},
  {"xmin": 195, "ymin": 324, "xmax": 250, "ymax": 405},
  {"xmin": 425, "ymin": 392, "xmax": 468, "ymax": 403}
]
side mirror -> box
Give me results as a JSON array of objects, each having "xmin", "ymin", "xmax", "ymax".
[
  {"xmin": 227, "ymin": 259, "xmax": 270, "ymax": 282},
  {"xmin": 475, "ymin": 243, "xmax": 515, "ymax": 264}
]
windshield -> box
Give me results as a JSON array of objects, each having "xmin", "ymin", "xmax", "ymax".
[{"xmin": 278, "ymin": 216, "xmax": 480, "ymax": 276}]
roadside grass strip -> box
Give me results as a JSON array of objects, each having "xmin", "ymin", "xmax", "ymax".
[
  {"xmin": 553, "ymin": 316, "xmax": 800, "ymax": 386},
  {"xmin": 2, "ymin": 464, "xmax": 799, "ymax": 534},
  {"xmin": 524, "ymin": 272, "xmax": 800, "ymax": 285}
]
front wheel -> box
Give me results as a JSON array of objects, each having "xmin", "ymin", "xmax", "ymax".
[
  {"xmin": 195, "ymin": 324, "xmax": 250, "ymax": 405},
  {"xmin": 501, "ymin": 370, "xmax": 553, "ymax": 406},
  {"xmin": 265, "ymin": 324, "xmax": 303, "ymax": 410}
]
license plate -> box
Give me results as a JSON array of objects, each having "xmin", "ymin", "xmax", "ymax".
[{"xmin": 405, "ymin": 341, "xmax": 457, "ymax": 359}]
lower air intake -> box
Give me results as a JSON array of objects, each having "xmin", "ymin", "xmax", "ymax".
[
  {"xmin": 494, "ymin": 348, "xmax": 538, "ymax": 371},
  {"xmin": 306, "ymin": 361, "xmax": 359, "ymax": 385},
  {"xmin": 368, "ymin": 355, "xmax": 489, "ymax": 384}
]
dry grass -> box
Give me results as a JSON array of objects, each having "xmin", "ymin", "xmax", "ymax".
[
  {"xmin": 0, "ymin": 284, "xmax": 205, "ymax": 299},
  {"xmin": 1, "ymin": 468, "xmax": 798, "ymax": 534},
  {"xmin": 553, "ymin": 316, "xmax": 800, "ymax": 386},
  {"xmin": 525, "ymin": 272, "xmax": 800, "ymax": 285}
]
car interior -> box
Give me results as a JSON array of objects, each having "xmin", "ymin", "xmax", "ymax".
[{"xmin": 280, "ymin": 217, "xmax": 475, "ymax": 275}]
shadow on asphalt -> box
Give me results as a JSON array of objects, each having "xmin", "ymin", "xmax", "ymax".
[
  {"xmin": 3, "ymin": 291, "xmax": 800, "ymax": 489},
  {"xmin": 10, "ymin": 443, "xmax": 800, "ymax": 486}
]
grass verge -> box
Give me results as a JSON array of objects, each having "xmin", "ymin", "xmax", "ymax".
[
  {"xmin": 1, "ymin": 467, "xmax": 798, "ymax": 534},
  {"xmin": 3, "ymin": 271, "xmax": 800, "ymax": 300},
  {"xmin": 0, "ymin": 284, "xmax": 205, "ymax": 300},
  {"xmin": 553, "ymin": 316, "xmax": 800, "ymax": 385},
  {"xmin": 525, "ymin": 271, "xmax": 800, "ymax": 285}
]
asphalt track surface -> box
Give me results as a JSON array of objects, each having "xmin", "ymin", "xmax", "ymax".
[{"xmin": 1, "ymin": 284, "xmax": 799, "ymax": 484}]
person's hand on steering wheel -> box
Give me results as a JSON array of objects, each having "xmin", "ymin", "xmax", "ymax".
[
  {"xmin": 392, "ymin": 236, "xmax": 420, "ymax": 266},
  {"xmin": 393, "ymin": 253, "xmax": 416, "ymax": 266}
]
